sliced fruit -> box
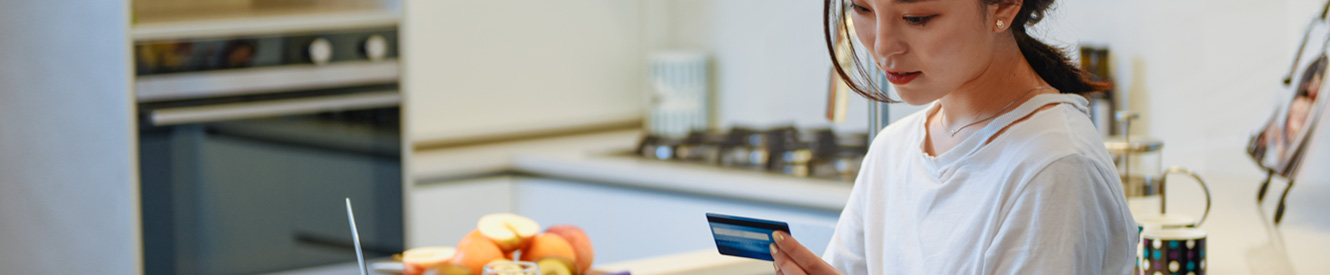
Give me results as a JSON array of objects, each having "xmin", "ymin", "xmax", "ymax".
[
  {"xmin": 544, "ymin": 225, "xmax": 594, "ymax": 273},
  {"xmin": 432, "ymin": 263, "xmax": 473, "ymax": 275},
  {"xmin": 477, "ymin": 213, "xmax": 541, "ymax": 252},
  {"xmin": 518, "ymin": 233, "xmax": 577, "ymax": 263},
  {"xmin": 401, "ymin": 246, "xmax": 456, "ymax": 275},
  {"xmin": 536, "ymin": 256, "xmax": 578, "ymax": 275},
  {"xmin": 484, "ymin": 260, "xmax": 513, "ymax": 268}
]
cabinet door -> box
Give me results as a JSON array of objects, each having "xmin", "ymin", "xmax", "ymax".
[
  {"xmin": 514, "ymin": 177, "xmax": 841, "ymax": 264},
  {"xmin": 409, "ymin": 176, "xmax": 515, "ymax": 248},
  {"xmin": 403, "ymin": 0, "xmax": 644, "ymax": 143}
]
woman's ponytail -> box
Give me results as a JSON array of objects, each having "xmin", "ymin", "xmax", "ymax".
[{"xmin": 1005, "ymin": 0, "xmax": 1110, "ymax": 94}]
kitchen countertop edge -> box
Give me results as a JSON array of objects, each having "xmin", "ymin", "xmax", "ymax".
[{"xmin": 412, "ymin": 129, "xmax": 853, "ymax": 212}]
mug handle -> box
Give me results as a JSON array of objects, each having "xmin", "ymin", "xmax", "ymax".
[{"xmin": 1160, "ymin": 166, "xmax": 1212, "ymax": 227}]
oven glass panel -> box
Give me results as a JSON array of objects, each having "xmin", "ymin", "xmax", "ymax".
[{"xmin": 139, "ymin": 107, "xmax": 403, "ymax": 274}]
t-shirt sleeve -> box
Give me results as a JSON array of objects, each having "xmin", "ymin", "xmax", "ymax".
[
  {"xmin": 984, "ymin": 154, "xmax": 1136, "ymax": 275},
  {"xmin": 822, "ymin": 183, "xmax": 869, "ymax": 275},
  {"xmin": 822, "ymin": 136, "xmax": 883, "ymax": 275}
]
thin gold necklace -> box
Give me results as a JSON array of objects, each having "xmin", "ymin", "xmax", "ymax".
[{"xmin": 939, "ymin": 86, "xmax": 1055, "ymax": 137}]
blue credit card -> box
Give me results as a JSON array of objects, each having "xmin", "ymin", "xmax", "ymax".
[{"xmin": 706, "ymin": 213, "xmax": 790, "ymax": 261}]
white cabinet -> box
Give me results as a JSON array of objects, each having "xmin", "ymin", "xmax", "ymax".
[
  {"xmin": 403, "ymin": 0, "xmax": 645, "ymax": 144},
  {"xmin": 408, "ymin": 176, "xmax": 516, "ymax": 248},
  {"xmin": 0, "ymin": 1, "xmax": 138, "ymax": 274},
  {"xmin": 513, "ymin": 177, "xmax": 841, "ymax": 264},
  {"xmin": 409, "ymin": 175, "xmax": 842, "ymax": 263}
]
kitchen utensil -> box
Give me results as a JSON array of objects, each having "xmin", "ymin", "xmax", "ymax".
[
  {"xmin": 1105, "ymin": 136, "xmax": 1167, "ymax": 197},
  {"xmin": 1106, "ymin": 113, "xmax": 1211, "ymax": 211}
]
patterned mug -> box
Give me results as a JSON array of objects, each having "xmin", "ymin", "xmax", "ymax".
[{"xmin": 1140, "ymin": 228, "xmax": 1207, "ymax": 275}]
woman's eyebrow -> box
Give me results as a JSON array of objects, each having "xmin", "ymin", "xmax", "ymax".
[{"xmin": 893, "ymin": 0, "xmax": 937, "ymax": 3}]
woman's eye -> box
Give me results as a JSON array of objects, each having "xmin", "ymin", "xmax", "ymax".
[
  {"xmin": 903, "ymin": 15, "xmax": 936, "ymax": 26},
  {"xmin": 850, "ymin": 3, "xmax": 871, "ymax": 13}
]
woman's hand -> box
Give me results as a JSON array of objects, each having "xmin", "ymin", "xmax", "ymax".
[{"xmin": 770, "ymin": 231, "xmax": 842, "ymax": 275}]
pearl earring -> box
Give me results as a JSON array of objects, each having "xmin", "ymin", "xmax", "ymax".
[{"xmin": 996, "ymin": 21, "xmax": 1006, "ymax": 30}]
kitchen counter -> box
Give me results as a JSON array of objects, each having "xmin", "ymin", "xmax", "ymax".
[
  {"xmin": 264, "ymin": 250, "xmax": 771, "ymax": 275},
  {"xmin": 412, "ymin": 129, "xmax": 1330, "ymax": 275},
  {"xmin": 412, "ymin": 129, "xmax": 854, "ymax": 211},
  {"xmin": 594, "ymin": 249, "xmax": 771, "ymax": 275}
]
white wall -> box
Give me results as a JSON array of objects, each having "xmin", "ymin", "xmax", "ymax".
[
  {"xmin": 404, "ymin": 0, "xmax": 645, "ymax": 144},
  {"xmin": 1054, "ymin": 0, "xmax": 1330, "ymax": 209},
  {"xmin": 1053, "ymin": 0, "xmax": 1318, "ymax": 183},
  {"xmin": 654, "ymin": 0, "xmax": 903, "ymax": 134},
  {"xmin": 1054, "ymin": 1, "xmax": 1330, "ymax": 272},
  {"xmin": 0, "ymin": 1, "xmax": 139, "ymax": 274}
]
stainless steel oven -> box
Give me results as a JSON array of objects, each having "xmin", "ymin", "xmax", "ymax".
[{"xmin": 135, "ymin": 23, "xmax": 404, "ymax": 274}]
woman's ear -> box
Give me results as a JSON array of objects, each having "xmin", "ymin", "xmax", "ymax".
[{"xmin": 990, "ymin": 0, "xmax": 1023, "ymax": 31}]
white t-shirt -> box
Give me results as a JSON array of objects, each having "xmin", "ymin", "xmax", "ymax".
[{"xmin": 822, "ymin": 94, "xmax": 1137, "ymax": 275}]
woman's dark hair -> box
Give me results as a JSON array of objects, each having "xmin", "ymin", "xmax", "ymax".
[
  {"xmin": 1296, "ymin": 55, "xmax": 1327, "ymax": 97},
  {"xmin": 823, "ymin": 0, "xmax": 1110, "ymax": 103}
]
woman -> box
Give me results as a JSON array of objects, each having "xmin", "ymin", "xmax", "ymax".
[
  {"xmin": 1281, "ymin": 56, "xmax": 1325, "ymax": 167},
  {"xmin": 769, "ymin": 0, "xmax": 1137, "ymax": 274}
]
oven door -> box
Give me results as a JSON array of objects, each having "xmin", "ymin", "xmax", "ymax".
[{"xmin": 138, "ymin": 88, "xmax": 404, "ymax": 274}]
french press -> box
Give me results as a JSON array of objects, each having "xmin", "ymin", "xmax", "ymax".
[{"xmin": 1105, "ymin": 112, "xmax": 1212, "ymax": 227}]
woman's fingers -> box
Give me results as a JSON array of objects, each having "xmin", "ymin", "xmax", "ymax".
[
  {"xmin": 772, "ymin": 231, "xmax": 839, "ymax": 274},
  {"xmin": 771, "ymin": 231, "xmax": 818, "ymax": 268},
  {"xmin": 771, "ymin": 242, "xmax": 808, "ymax": 275}
]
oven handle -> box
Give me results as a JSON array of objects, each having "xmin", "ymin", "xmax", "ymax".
[{"xmin": 149, "ymin": 91, "xmax": 401, "ymax": 126}]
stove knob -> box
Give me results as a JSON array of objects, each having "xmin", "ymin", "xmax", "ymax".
[
  {"xmin": 308, "ymin": 38, "xmax": 333, "ymax": 65},
  {"xmin": 362, "ymin": 35, "xmax": 387, "ymax": 61}
]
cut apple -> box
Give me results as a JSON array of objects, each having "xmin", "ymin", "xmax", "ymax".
[
  {"xmin": 535, "ymin": 256, "xmax": 578, "ymax": 275},
  {"xmin": 518, "ymin": 233, "xmax": 577, "ymax": 263},
  {"xmin": 544, "ymin": 225, "xmax": 594, "ymax": 273},
  {"xmin": 432, "ymin": 263, "xmax": 473, "ymax": 275},
  {"xmin": 477, "ymin": 213, "xmax": 541, "ymax": 252},
  {"xmin": 401, "ymin": 246, "xmax": 456, "ymax": 275}
]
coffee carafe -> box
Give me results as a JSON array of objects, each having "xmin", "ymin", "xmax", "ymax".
[{"xmin": 1105, "ymin": 112, "xmax": 1212, "ymax": 223}]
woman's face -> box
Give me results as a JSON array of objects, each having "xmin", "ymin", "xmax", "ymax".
[
  {"xmin": 1307, "ymin": 73, "xmax": 1321, "ymax": 100},
  {"xmin": 849, "ymin": 0, "xmax": 1007, "ymax": 105}
]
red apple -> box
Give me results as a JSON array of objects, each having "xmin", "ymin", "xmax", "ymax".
[
  {"xmin": 544, "ymin": 225, "xmax": 594, "ymax": 273},
  {"xmin": 518, "ymin": 233, "xmax": 577, "ymax": 263}
]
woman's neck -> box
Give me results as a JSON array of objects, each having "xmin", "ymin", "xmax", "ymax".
[
  {"xmin": 923, "ymin": 41, "xmax": 1053, "ymax": 156},
  {"xmin": 936, "ymin": 46, "xmax": 1050, "ymax": 134}
]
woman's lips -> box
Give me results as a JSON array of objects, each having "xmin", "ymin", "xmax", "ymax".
[{"xmin": 885, "ymin": 71, "xmax": 921, "ymax": 85}]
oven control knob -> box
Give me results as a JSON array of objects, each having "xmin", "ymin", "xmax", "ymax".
[
  {"xmin": 362, "ymin": 35, "xmax": 387, "ymax": 61},
  {"xmin": 308, "ymin": 38, "xmax": 333, "ymax": 65}
]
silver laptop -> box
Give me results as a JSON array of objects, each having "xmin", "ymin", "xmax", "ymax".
[{"xmin": 345, "ymin": 198, "xmax": 368, "ymax": 275}]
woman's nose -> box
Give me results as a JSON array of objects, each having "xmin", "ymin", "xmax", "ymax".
[{"xmin": 872, "ymin": 22, "xmax": 907, "ymax": 63}]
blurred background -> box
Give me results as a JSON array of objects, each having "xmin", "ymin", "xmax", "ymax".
[{"xmin": 1, "ymin": 0, "xmax": 1328, "ymax": 274}]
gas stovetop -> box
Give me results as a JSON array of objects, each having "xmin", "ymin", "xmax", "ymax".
[{"xmin": 633, "ymin": 127, "xmax": 868, "ymax": 182}]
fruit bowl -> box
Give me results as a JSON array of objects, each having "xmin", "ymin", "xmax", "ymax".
[{"xmin": 394, "ymin": 213, "xmax": 599, "ymax": 275}]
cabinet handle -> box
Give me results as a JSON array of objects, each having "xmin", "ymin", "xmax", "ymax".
[{"xmin": 150, "ymin": 91, "xmax": 400, "ymax": 126}]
